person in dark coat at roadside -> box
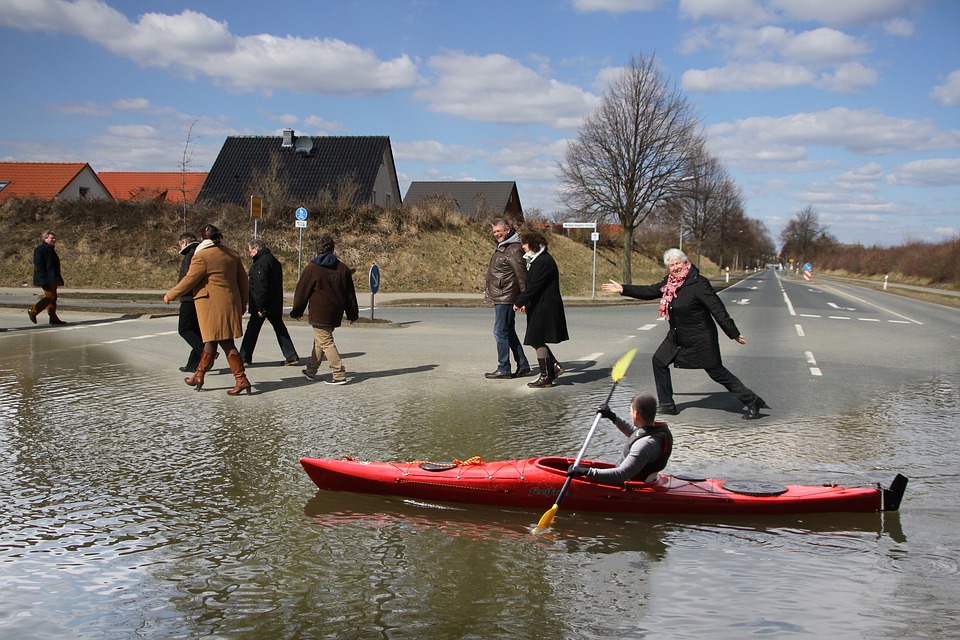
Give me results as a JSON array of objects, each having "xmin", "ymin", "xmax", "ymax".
[
  {"xmin": 291, "ymin": 234, "xmax": 359, "ymax": 385},
  {"xmin": 27, "ymin": 230, "xmax": 67, "ymax": 325},
  {"xmin": 239, "ymin": 239, "xmax": 300, "ymax": 366},
  {"xmin": 514, "ymin": 231, "xmax": 569, "ymax": 388},
  {"xmin": 175, "ymin": 232, "xmax": 204, "ymax": 372},
  {"xmin": 601, "ymin": 248, "xmax": 768, "ymax": 419}
]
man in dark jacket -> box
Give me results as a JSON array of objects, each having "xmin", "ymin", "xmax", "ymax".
[
  {"xmin": 291, "ymin": 235, "xmax": 358, "ymax": 385},
  {"xmin": 602, "ymin": 248, "xmax": 767, "ymax": 419},
  {"xmin": 28, "ymin": 230, "xmax": 66, "ymax": 325},
  {"xmin": 483, "ymin": 218, "xmax": 531, "ymax": 379},
  {"xmin": 239, "ymin": 239, "xmax": 300, "ymax": 366},
  {"xmin": 175, "ymin": 232, "xmax": 205, "ymax": 371}
]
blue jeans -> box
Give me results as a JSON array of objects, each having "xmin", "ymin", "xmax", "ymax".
[{"xmin": 493, "ymin": 304, "xmax": 529, "ymax": 373}]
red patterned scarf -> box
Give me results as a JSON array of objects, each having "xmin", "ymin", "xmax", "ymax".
[{"xmin": 659, "ymin": 262, "xmax": 691, "ymax": 320}]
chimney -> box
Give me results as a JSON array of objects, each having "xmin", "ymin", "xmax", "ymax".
[{"xmin": 282, "ymin": 128, "xmax": 295, "ymax": 148}]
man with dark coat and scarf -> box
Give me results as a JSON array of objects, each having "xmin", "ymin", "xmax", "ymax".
[
  {"xmin": 239, "ymin": 239, "xmax": 300, "ymax": 366},
  {"xmin": 602, "ymin": 248, "xmax": 768, "ymax": 420}
]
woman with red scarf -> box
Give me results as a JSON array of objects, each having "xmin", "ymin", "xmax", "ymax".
[{"xmin": 601, "ymin": 248, "xmax": 767, "ymax": 419}]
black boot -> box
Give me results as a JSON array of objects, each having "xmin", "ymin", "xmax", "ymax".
[
  {"xmin": 742, "ymin": 396, "xmax": 768, "ymax": 420},
  {"xmin": 528, "ymin": 358, "xmax": 554, "ymax": 388}
]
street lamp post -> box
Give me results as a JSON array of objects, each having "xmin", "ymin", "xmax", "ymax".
[{"xmin": 677, "ymin": 175, "xmax": 694, "ymax": 251}]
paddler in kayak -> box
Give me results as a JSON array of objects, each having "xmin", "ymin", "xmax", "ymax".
[{"xmin": 568, "ymin": 393, "xmax": 673, "ymax": 484}]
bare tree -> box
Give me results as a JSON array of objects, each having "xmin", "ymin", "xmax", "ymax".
[
  {"xmin": 559, "ymin": 53, "xmax": 702, "ymax": 283},
  {"xmin": 249, "ymin": 150, "xmax": 291, "ymax": 214},
  {"xmin": 780, "ymin": 205, "xmax": 834, "ymax": 267},
  {"xmin": 679, "ymin": 153, "xmax": 739, "ymax": 268},
  {"xmin": 179, "ymin": 118, "xmax": 200, "ymax": 232}
]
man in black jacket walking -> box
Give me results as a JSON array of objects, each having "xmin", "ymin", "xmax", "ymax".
[
  {"xmin": 28, "ymin": 230, "xmax": 66, "ymax": 325},
  {"xmin": 175, "ymin": 232, "xmax": 205, "ymax": 372},
  {"xmin": 239, "ymin": 239, "xmax": 300, "ymax": 366}
]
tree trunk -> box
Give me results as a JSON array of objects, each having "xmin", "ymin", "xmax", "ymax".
[{"xmin": 622, "ymin": 223, "xmax": 635, "ymax": 283}]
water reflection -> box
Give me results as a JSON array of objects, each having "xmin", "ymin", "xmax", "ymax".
[{"xmin": 2, "ymin": 326, "xmax": 958, "ymax": 638}]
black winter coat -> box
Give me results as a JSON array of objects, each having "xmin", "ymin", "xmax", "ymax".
[
  {"xmin": 514, "ymin": 250, "xmax": 569, "ymax": 346},
  {"xmin": 247, "ymin": 247, "xmax": 286, "ymax": 316},
  {"xmin": 621, "ymin": 264, "xmax": 740, "ymax": 369},
  {"xmin": 33, "ymin": 241, "xmax": 63, "ymax": 288}
]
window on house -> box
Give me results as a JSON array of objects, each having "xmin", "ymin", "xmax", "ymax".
[
  {"xmin": 79, "ymin": 187, "xmax": 89, "ymax": 198},
  {"xmin": 0, "ymin": 181, "xmax": 8, "ymax": 193},
  {"xmin": 386, "ymin": 195, "xmax": 391, "ymax": 207},
  {"xmin": 371, "ymin": 190, "xmax": 376, "ymax": 204}
]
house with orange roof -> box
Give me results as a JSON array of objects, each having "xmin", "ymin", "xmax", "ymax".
[
  {"xmin": 0, "ymin": 162, "xmax": 113, "ymax": 203},
  {"xmin": 98, "ymin": 171, "xmax": 208, "ymax": 204}
]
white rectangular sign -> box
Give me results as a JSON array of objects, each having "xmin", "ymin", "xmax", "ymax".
[
  {"xmin": 295, "ymin": 220, "xmax": 308, "ymax": 228},
  {"xmin": 562, "ymin": 222, "xmax": 596, "ymax": 229}
]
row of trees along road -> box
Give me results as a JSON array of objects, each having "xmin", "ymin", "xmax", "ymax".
[{"xmin": 559, "ymin": 52, "xmax": 774, "ymax": 283}]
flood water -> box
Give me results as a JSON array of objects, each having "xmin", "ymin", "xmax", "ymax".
[{"xmin": 2, "ymin": 316, "xmax": 959, "ymax": 639}]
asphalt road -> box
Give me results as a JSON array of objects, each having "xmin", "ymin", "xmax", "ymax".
[{"xmin": 3, "ymin": 270, "xmax": 956, "ymax": 430}]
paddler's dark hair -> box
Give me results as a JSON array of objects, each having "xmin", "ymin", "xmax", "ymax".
[{"xmin": 632, "ymin": 394, "xmax": 657, "ymax": 423}]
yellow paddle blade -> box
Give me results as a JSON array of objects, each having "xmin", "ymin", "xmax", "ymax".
[
  {"xmin": 611, "ymin": 348, "xmax": 637, "ymax": 382},
  {"xmin": 534, "ymin": 504, "xmax": 559, "ymax": 533}
]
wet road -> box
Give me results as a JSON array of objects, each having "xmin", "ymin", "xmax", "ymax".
[{"xmin": 2, "ymin": 271, "xmax": 959, "ymax": 638}]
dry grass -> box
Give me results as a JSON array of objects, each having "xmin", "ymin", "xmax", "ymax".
[{"xmin": 0, "ymin": 198, "xmax": 698, "ymax": 296}]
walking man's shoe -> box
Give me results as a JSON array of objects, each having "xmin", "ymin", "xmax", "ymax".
[
  {"xmin": 514, "ymin": 366, "xmax": 532, "ymax": 377},
  {"xmin": 485, "ymin": 370, "xmax": 514, "ymax": 379},
  {"xmin": 325, "ymin": 378, "xmax": 347, "ymax": 386},
  {"xmin": 27, "ymin": 309, "xmax": 38, "ymax": 324},
  {"xmin": 49, "ymin": 317, "xmax": 68, "ymax": 325}
]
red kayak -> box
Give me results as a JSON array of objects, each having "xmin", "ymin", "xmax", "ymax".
[{"xmin": 300, "ymin": 456, "xmax": 907, "ymax": 516}]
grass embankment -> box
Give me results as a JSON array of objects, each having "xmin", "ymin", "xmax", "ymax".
[{"xmin": 0, "ymin": 198, "xmax": 708, "ymax": 299}]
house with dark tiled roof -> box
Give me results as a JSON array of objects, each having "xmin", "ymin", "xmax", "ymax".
[
  {"xmin": 99, "ymin": 171, "xmax": 208, "ymax": 204},
  {"xmin": 198, "ymin": 129, "xmax": 401, "ymax": 209},
  {"xmin": 403, "ymin": 181, "xmax": 523, "ymax": 222},
  {"xmin": 0, "ymin": 162, "xmax": 113, "ymax": 203}
]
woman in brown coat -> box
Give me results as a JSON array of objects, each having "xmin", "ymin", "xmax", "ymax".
[{"xmin": 164, "ymin": 224, "xmax": 252, "ymax": 395}]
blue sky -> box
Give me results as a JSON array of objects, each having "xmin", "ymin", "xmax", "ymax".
[{"xmin": 1, "ymin": 0, "xmax": 958, "ymax": 248}]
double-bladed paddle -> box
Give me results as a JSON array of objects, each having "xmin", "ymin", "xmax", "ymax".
[{"xmin": 533, "ymin": 348, "xmax": 637, "ymax": 533}]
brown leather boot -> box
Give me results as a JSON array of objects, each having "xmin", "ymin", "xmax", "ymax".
[
  {"xmin": 226, "ymin": 353, "xmax": 252, "ymax": 395},
  {"xmin": 184, "ymin": 351, "xmax": 216, "ymax": 390}
]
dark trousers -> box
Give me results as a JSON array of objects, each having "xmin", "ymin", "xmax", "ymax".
[
  {"xmin": 652, "ymin": 355, "xmax": 758, "ymax": 408},
  {"xmin": 239, "ymin": 312, "xmax": 299, "ymax": 363},
  {"xmin": 178, "ymin": 300, "xmax": 204, "ymax": 369}
]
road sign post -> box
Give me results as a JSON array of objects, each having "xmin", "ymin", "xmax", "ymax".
[
  {"xmin": 369, "ymin": 263, "xmax": 381, "ymax": 320},
  {"xmin": 563, "ymin": 221, "xmax": 598, "ymax": 299},
  {"xmin": 250, "ymin": 195, "xmax": 263, "ymax": 238},
  {"xmin": 295, "ymin": 207, "xmax": 308, "ymax": 274}
]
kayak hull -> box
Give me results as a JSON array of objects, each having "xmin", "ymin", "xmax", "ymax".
[{"xmin": 300, "ymin": 456, "xmax": 906, "ymax": 516}]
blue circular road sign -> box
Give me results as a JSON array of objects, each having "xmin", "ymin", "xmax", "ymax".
[
  {"xmin": 369, "ymin": 264, "xmax": 381, "ymax": 294},
  {"xmin": 295, "ymin": 207, "xmax": 308, "ymax": 221}
]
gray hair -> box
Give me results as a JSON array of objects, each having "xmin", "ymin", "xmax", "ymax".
[
  {"xmin": 41, "ymin": 230, "xmax": 56, "ymax": 241},
  {"xmin": 247, "ymin": 238, "xmax": 267, "ymax": 252},
  {"xmin": 663, "ymin": 248, "xmax": 689, "ymax": 266}
]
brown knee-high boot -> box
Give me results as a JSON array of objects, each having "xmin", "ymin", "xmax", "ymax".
[
  {"xmin": 226, "ymin": 353, "xmax": 252, "ymax": 395},
  {"xmin": 184, "ymin": 351, "xmax": 217, "ymax": 391}
]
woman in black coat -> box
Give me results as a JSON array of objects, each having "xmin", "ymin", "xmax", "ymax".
[
  {"xmin": 514, "ymin": 232, "xmax": 569, "ymax": 388},
  {"xmin": 602, "ymin": 248, "xmax": 767, "ymax": 419}
]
